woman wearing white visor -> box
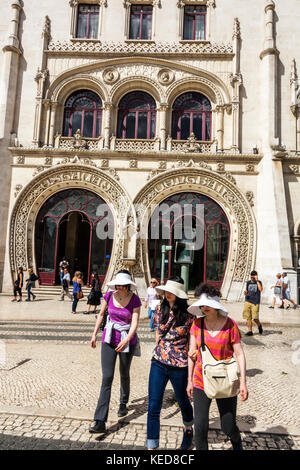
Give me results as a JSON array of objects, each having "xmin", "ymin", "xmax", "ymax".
[
  {"xmin": 187, "ymin": 283, "xmax": 248, "ymax": 450},
  {"xmin": 89, "ymin": 270, "xmax": 141, "ymax": 434}
]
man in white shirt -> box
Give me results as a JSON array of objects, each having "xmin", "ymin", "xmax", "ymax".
[
  {"xmin": 281, "ymin": 272, "xmax": 297, "ymax": 310},
  {"xmin": 60, "ymin": 268, "xmax": 72, "ymax": 301}
]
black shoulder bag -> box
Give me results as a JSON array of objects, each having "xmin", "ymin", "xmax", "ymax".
[{"xmin": 100, "ymin": 291, "xmax": 113, "ymax": 331}]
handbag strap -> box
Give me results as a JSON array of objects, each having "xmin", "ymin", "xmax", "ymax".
[
  {"xmin": 200, "ymin": 317, "xmax": 206, "ymax": 352},
  {"xmin": 106, "ymin": 291, "xmax": 113, "ymax": 319}
]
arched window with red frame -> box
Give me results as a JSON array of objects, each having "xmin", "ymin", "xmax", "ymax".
[
  {"xmin": 117, "ymin": 92, "xmax": 156, "ymax": 139},
  {"xmin": 172, "ymin": 92, "xmax": 212, "ymax": 141},
  {"xmin": 63, "ymin": 90, "xmax": 103, "ymax": 138}
]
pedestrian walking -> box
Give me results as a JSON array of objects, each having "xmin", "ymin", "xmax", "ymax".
[
  {"xmin": 144, "ymin": 278, "xmax": 159, "ymax": 331},
  {"xmin": 89, "ymin": 270, "xmax": 141, "ymax": 434},
  {"xmin": 72, "ymin": 271, "xmax": 84, "ymax": 314},
  {"xmin": 187, "ymin": 283, "xmax": 248, "ymax": 451},
  {"xmin": 60, "ymin": 267, "xmax": 72, "ymax": 301},
  {"xmin": 11, "ymin": 267, "xmax": 24, "ymax": 302},
  {"xmin": 84, "ymin": 272, "xmax": 102, "ymax": 314},
  {"xmin": 242, "ymin": 270, "xmax": 263, "ymax": 336},
  {"xmin": 59, "ymin": 256, "xmax": 69, "ymax": 282},
  {"xmin": 147, "ymin": 277, "xmax": 194, "ymax": 451},
  {"xmin": 269, "ymin": 273, "xmax": 282, "ymax": 309},
  {"xmin": 25, "ymin": 268, "xmax": 38, "ymax": 301},
  {"xmin": 280, "ymin": 272, "xmax": 297, "ymax": 310}
]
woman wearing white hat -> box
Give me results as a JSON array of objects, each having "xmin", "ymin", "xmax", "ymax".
[
  {"xmin": 187, "ymin": 283, "xmax": 248, "ymax": 450},
  {"xmin": 89, "ymin": 270, "xmax": 141, "ymax": 434},
  {"xmin": 147, "ymin": 276, "xmax": 195, "ymax": 450}
]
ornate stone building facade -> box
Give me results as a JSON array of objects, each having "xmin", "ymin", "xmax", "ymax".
[{"xmin": 0, "ymin": 0, "xmax": 299, "ymax": 302}]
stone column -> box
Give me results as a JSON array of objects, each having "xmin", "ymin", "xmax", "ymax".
[
  {"xmin": 159, "ymin": 103, "xmax": 168, "ymax": 151},
  {"xmin": 0, "ymin": 1, "xmax": 23, "ymax": 292},
  {"xmin": 33, "ymin": 69, "xmax": 49, "ymax": 147},
  {"xmin": 215, "ymin": 105, "xmax": 224, "ymax": 152},
  {"xmin": 43, "ymin": 100, "xmax": 51, "ymax": 146},
  {"xmin": 32, "ymin": 16, "xmax": 50, "ymax": 147},
  {"xmin": 256, "ymin": 0, "xmax": 296, "ymax": 301},
  {"xmin": 231, "ymin": 18, "xmax": 242, "ymax": 153},
  {"xmin": 103, "ymin": 102, "xmax": 113, "ymax": 150},
  {"xmin": 48, "ymin": 102, "xmax": 58, "ymax": 147},
  {"xmin": 0, "ymin": 0, "xmax": 22, "ymax": 139}
]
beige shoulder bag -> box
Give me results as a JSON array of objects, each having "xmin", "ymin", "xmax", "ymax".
[{"xmin": 200, "ymin": 317, "xmax": 240, "ymax": 399}]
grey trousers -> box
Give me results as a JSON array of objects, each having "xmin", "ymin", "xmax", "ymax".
[
  {"xmin": 60, "ymin": 286, "xmax": 72, "ymax": 300},
  {"xmin": 93, "ymin": 342, "xmax": 135, "ymax": 422}
]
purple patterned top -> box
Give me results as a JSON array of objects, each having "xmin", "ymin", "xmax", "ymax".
[
  {"xmin": 102, "ymin": 291, "xmax": 142, "ymax": 347},
  {"xmin": 153, "ymin": 305, "xmax": 194, "ymax": 368}
]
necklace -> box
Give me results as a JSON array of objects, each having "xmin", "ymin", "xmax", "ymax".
[
  {"xmin": 205, "ymin": 315, "xmax": 221, "ymax": 331},
  {"xmin": 116, "ymin": 291, "xmax": 130, "ymax": 302}
]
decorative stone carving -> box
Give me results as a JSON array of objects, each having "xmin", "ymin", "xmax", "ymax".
[
  {"xmin": 129, "ymin": 159, "xmax": 138, "ymax": 169},
  {"xmin": 245, "ymin": 191, "xmax": 254, "ymax": 207},
  {"xmin": 103, "ymin": 67, "xmax": 120, "ymax": 85},
  {"xmin": 16, "ymin": 155, "xmax": 25, "ymax": 164},
  {"xmin": 158, "ymin": 160, "xmax": 167, "ymax": 170},
  {"xmin": 101, "ymin": 159, "xmax": 109, "ymax": 168},
  {"xmin": 108, "ymin": 168, "xmax": 120, "ymax": 181},
  {"xmin": 48, "ymin": 40, "xmax": 233, "ymax": 56},
  {"xmin": 124, "ymin": 0, "xmax": 161, "ymax": 6},
  {"xmin": 115, "ymin": 139, "xmax": 156, "ymax": 152},
  {"xmin": 158, "ymin": 69, "xmax": 175, "ymax": 85},
  {"xmin": 216, "ymin": 162, "xmax": 225, "ymax": 172},
  {"xmin": 172, "ymin": 159, "xmax": 212, "ymax": 171},
  {"xmin": 42, "ymin": 15, "xmax": 51, "ymax": 39},
  {"xmin": 182, "ymin": 133, "xmax": 202, "ymax": 153},
  {"xmin": 177, "ymin": 0, "xmax": 216, "ymax": 7},
  {"xmin": 14, "ymin": 184, "xmax": 23, "ymax": 198},
  {"xmin": 224, "ymin": 172, "xmax": 236, "ymax": 185},
  {"xmin": 232, "ymin": 17, "xmax": 241, "ymax": 39},
  {"xmin": 289, "ymin": 164, "xmax": 299, "ymax": 174},
  {"xmin": 246, "ymin": 163, "xmax": 255, "ymax": 173},
  {"xmin": 73, "ymin": 129, "xmax": 87, "ymax": 149},
  {"xmin": 44, "ymin": 156, "xmax": 53, "ymax": 166},
  {"xmin": 33, "ymin": 167, "xmax": 45, "ymax": 177},
  {"xmin": 56, "ymin": 155, "xmax": 96, "ymax": 167}
]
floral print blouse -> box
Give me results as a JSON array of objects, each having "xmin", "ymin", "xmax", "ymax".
[{"xmin": 152, "ymin": 305, "xmax": 194, "ymax": 368}]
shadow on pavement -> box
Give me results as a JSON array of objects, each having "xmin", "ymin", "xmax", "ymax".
[
  {"xmin": 261, "ymin": 329, "xmax": 283, "ymax": 336},
  {"xmin": 96, "ymin": 392, "xmax": 182, "ymax": 441},
  {"xmin": 246, "ymin": 368, "xmax": 263, "ymax": 377}
]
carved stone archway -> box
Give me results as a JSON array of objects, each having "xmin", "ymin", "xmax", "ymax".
[
  {"xmin": 9, "ymin": 164, "xmax": 135, "ymax": 287},
  {"xmin": 133, "ymin": 166, "xmax": 256, "ymax": 300}
]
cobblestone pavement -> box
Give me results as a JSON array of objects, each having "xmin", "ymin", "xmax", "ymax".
[
  {"xmin": 0, "ymin": 413, "xmax": 299, "ymax": 450},
  {"xmin": 0, "ymin": 318, "xmax": 299, "ymax": 450}
]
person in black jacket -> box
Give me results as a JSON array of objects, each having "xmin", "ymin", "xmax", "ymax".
[
  {"xmin": 84, "ymin": 272, "xmax": 102, "ymax": 314},
  {"xmin": 25, "ymin": 268, "xmax": 38, "ymax": 302},
  {"xmin": 12, "ymin": 267, "xmax": 24, "ymax": 302}
]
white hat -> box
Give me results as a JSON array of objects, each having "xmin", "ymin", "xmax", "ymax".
[
  {"xmin": 155, "ymin": 280, "xmax": 189, "ymax": 300},
  {"xmin": 106, "ymin": 272, "xmax": 137, "ymax": 290},
  {"xmin": 187, "ymin": 293, "xmax": 228, "ymax": 317}
]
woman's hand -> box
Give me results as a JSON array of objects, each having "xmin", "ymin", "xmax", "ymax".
[
  {"xmin": 90, "ymin": 334, "xmax": 97, "ymax": 349},
  {"xmin": 186, "ymin": 380, "xmax": 194, "ymax": 399},
  {"xmin": 115, "ymin": 338, "xmax": 129, "ymax": 353},
  {"xmin": 188, "ymin": 349, "xmax": 198, "ymax": 362},
  {"xmin": 239, "ymin": 381, "xmax": 248, "ymax": 401}
]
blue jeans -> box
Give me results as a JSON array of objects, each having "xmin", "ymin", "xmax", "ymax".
[
  {"xmin": 148, "ymin": 307, "xmax": 155, "ymax": 329},
  {"xmin": 27, "ymin": 282, "xmax": 34, "ymax": 300},
  {"xmin": 147, "ymin": 360, "xmax": 194, "ymax": 449},
  {"xmin": 72, "ymin": 294, "xmax": 79, "ymax": 312}
]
